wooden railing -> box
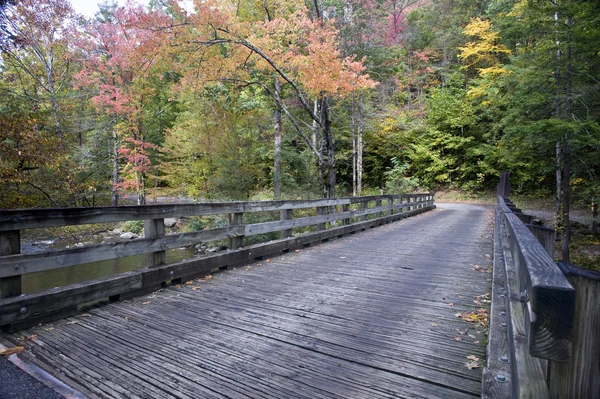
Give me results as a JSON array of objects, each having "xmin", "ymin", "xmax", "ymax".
[
  {"xmin": 484, "ymin": 193, "xmax": 575, "ymax": 398},
  {"xmin": 0, "ymin": 193, "xmax": 435, "ymax": 331}
]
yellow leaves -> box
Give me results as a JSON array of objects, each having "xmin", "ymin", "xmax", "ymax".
[
  {"xmin": 456, "ymin": 308, "xmax": 490, "ymax": 327},
  {"xmin": 459, "ymin": 17, "xmax": 511, "ymax": 75},
  {"xmin": 0, "ymin": 346, "xmax": 25, "ymax": 356}
]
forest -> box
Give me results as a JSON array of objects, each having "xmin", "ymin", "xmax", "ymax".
[{"xmin": 0, "ymin": 0, "xmax": 599, "ymax": 250}]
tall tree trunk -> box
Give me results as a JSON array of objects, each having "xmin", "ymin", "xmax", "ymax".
[
  {"xmin": 351, "ymin": 98, "xmax": 356, "ymax": 196},
  {"xmin": 312, "ymin": 99, "xmax": 318, "ymax": 150},
  {"xmin": 320, "ymin": 96, "xmax": 335, "ymax": 198},
  {"xmin": 554, "ymin": 8, "xmax": 563, "ymax": 232},
  {"xmin": 561, "ymin": 15, "xmax": 573, "ymax": 263},
  {"xmin": 111, "ymin": 122, "xmax": 119, "ymax": 206},
  {"xmin": 273, "ymin": 79, "xmax": 283, "ymax": 200},
  {"xmin": 356, "ymin": 95, "xmax": 364, "ymax": 197}
]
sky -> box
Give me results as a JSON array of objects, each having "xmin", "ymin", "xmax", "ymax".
[
  {"xmin": 69, "ymin": 0, "xmax": 146, "ymax": 18},
  {"xmin": 70, "ymin": 0, "xmax": 194, "ymax": 18}
]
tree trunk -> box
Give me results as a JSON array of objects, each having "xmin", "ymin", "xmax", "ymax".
[
  {"xmin": 320, "ymin": 96, "xmax": 335, "ymax": 198},
  {"xmin": 112, "ymin": 124, "xmax": 119, "ymax": 206},
  {"xmin": 562, "ymin": 15, "xmax": 573, "ymax": 263},
  {"xmin": 312, "ymin": 99, "xmax": 318, "ymax": 150},
  {"xmin": 357, "ymin": 95, "xmax": 364, "ymax": 197},
  {"xmin": 273, "ymin": 79, "xmax": 283, "ymax": 200},
  {"xmin": 351, "ymin": 99, "xmax": 357, "ymax": 197}
]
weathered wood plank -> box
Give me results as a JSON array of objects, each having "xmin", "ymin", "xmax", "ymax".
[
  {"xmin": 499, "ymin": 196, "xmax": 574, "ymax": 362},
  {"xmin": 0, "ymin": 202, "xmax": 495, "ymax": 399},
  {"xmin": 144, "ymin": 218, "xmax": 165, "ymax": 267},
  {"xmin": 0, "ymin": 194, "xmax": 433, "ymax": 231},
  {"xmin": 0, "ymin": 206, "xmax": 435, "ymax": 328},
  {"xmin": 0, "ymin": 230, "xmax": 20, "ymax": 298},
  {"xmin": 482, "ymin": 209, "xmax": 513, "ymax": 398},
  {"xmin": 549, "ymin": 264, "xmax": 600, "ymax": 399},
  {"xmin": 0, "ymin": 226, "xmax": 244, "ymax": 278}
]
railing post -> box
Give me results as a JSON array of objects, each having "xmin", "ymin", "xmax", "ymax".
[
  {"xmin": 360, "ymin": 200, "xmax": 368, "ymax": 221},
  {"xmin": 389, "ymin": 197, "xmax": 395, "ymax": 215},
  {"xmin": 144, "ymin": 219, "xmax": 165, "ymax": 267},
  {"xmin": 342, "ymin": 204, "xmax": 350, "ymax": 225},
  {"xmin": 229, "ymin": 212, "xmax": 244, "ymax": 249},
  {"xmin": 316, "ymin": 206, "xmax": 327, "ymax": 231},
  {"xmin": 0, "ymin": 230, "xmax": 21, "ymax": 298},
  {"xmin": 280, "ymin": 209, "xmax": 293, "ymax": 239},
  {"xmin": 376, "ymin": 199, "xmax": 383, "ymax": 217}
]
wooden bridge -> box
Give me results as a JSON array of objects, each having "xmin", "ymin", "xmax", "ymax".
[{"xmin": 0, "ymin": 186, "xmax": 597, "ymax": 398}]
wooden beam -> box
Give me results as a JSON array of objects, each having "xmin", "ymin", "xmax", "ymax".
[
  {"xmin": 145, "ymin": 219, "xmax": 165, "ymax": 267},
  {"xmin": 279, "ymin": 209, "xmax": 293, "ymax": 239},
  {"xmin": 0, "ymin": 230, "xmax": 20, "ymax": 299},
  {"xmin": 229, "ymin": 213, "xmax": 244, "ymax": 249}
]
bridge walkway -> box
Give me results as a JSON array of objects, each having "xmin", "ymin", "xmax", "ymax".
[{"xmin": 0, "ymin": 203, "xmax": 493, "ymax": 399}]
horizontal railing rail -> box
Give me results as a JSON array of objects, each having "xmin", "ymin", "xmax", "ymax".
[
  {"xmin": 0, "ymin": 193, "xmax": 435, "ymax": 331},
  {"xmin": 498, "ymin": 195, "xmax": 575, "ymax": 362}
]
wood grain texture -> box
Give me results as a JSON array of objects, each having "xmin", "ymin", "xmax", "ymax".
[
  {"xmin": 0, "ymin": 207, "xmax": 434, "ymax": 328},
  {"xmin": 481, "ymin": 209, "xmax": 513, "ymax": 399},
  {"xmin": 0, "ymin": 203, "xmax": 492, "ymax": 398},
  {"xmin": 549, "ymin": 264, "xmax": 600, "ymax": 399},
  {"xmin": 0, "ymin": 230, "xmax": 21, "ymax": 298},
  {"xmin": 0, "ymin": 194, "xmax": 433, "ymax": 231},
  {"xmin": 499, "ymin": 197, "xmax": 574, "ymax": 362}
]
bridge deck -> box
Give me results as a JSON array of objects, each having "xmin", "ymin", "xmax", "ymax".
[{"xmin": 1, "ymin": 204, "xmax": 493, "ymax": 399}]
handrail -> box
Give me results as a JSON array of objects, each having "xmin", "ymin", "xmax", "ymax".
[
  {"xmin": 497, "ymin": 195, "xmax": 575, "ymax": 362},
  {"xmin": 0, "ymin": 193, "xmax": 435, "ymax": 331},
  {"xmin": 0, "ymin": 194, "xmax": 427, "ymax": 231}
]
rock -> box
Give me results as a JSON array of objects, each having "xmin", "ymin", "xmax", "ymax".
[
  {"xmin": 532, "ymin": 218, "xmax": 543, "ymax": 226},
  {"xmin": 194, "ymin": 244, "xmax": 203, "ymax": 250},
  {"xmin": 120, "ymin": 232, "xmax": 138, "ymax": 239},
  {"xmin": 206, "ymin": 246, "xmax": 219, "ymax": 253},
  {"xmin": 112, "ymin": 228, "xmax": 122, "ymax": 234},
  {"xmin": 164, "ymin": 218, "xmax": 178, "ymax": 228}
]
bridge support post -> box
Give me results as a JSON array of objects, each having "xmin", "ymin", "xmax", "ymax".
[
  {"xmin": 0, "ymin": 230, "xmax": 21, "ymax": 299},
  {"xmin": 342, "ymin": 204, "xmax": 350, "ymax": 225},
  {"xmin": 316, "ymin": 206, "xmax": 327, "ymax": 231},
  {"xmin": 280, "ymin": 209, "xmax": 293, "ymax": 239},
  {"xmin": 229, "ymin": 213, "xmax": 244, "ymax": 249},
  {"xmin": 145, "ymin": 219, "xmax": 166, "ymax": 268},
  {"xmin": 360, "ymin": 200, "xmax": 368, "ymax": 221}
]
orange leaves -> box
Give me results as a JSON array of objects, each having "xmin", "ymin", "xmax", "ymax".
[{"xmin": 248, "ymin": 13, "xmax": 376, "ymax": 98}]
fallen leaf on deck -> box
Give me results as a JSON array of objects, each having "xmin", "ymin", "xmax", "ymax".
[
  {"xmin": 449, "ymin": 303, "xmax": 454, "ymax": 307},
  {"xmin": 474, "ymin": 341, "xmax": 480, "ymax": 344},
  {"xmin": 474, "ymin": 300, "xmax": 482, "ymax": 306},
  {"xmin": 0, "ymin": 347, "xmax": 24, "ymax": 356},
  {"xmin": 80, "ymin": 314, "xmax": 91, "ymax": 317},
  {"xmin": 192, "ymin": 287, "xmax": 201, "ymax": 291},
  {"xmin": 257, "ymin": 263, "xmax": 263, "ymax": 266},
  {"xmin": 185, "ymin": 281, "xmax": 193, "ymax": 285},
  {"xmin": 467, "ymin": 355, "xmax": 479, "ymax": 361},
  {"xmin": 456, "ymin": 329, "xmax": 468, "ymax": 335},
  {"xmin": 66, "ymin": 321, "xmax": 79, "ymax": 325},
  {"xmin": 468, "ymin": 334, "xmax": 476, "ymax": 339},
  {"xmin": 294, "ymin": 250, "xmax": 301, "ymax": 252},
  {"xmin": 266, "ymin": 259, "xmax": 272, "ymax": 263},
  {"xmin": 454, "ymin": 337, "xmax": 463, "ymax": 341},
  {"xmin": 143, "ymin": 301, "xmax": 151, "ymax": 305},
  {"xmin": 465, "ymin": 360, "xmax": 481, "ymax": 369},
  {"xmin": 432, "ymin": 323, "xmax": 440, "ymax": 327},
  {"xmin": 27, "ymin": 334, "xmax": 39, "ymax": 340},
  {"xmin": 45, "ymin": 327, "xmax": 55, "ymax": 331}
]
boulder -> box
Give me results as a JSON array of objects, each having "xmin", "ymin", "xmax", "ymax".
[
  {"xmin": 120, "ymin": 232, "xmax": 138, "ymax": 239},
  {"xmin": 164, "ymin": 218, "xmax": 178, "ymax": 228}
]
